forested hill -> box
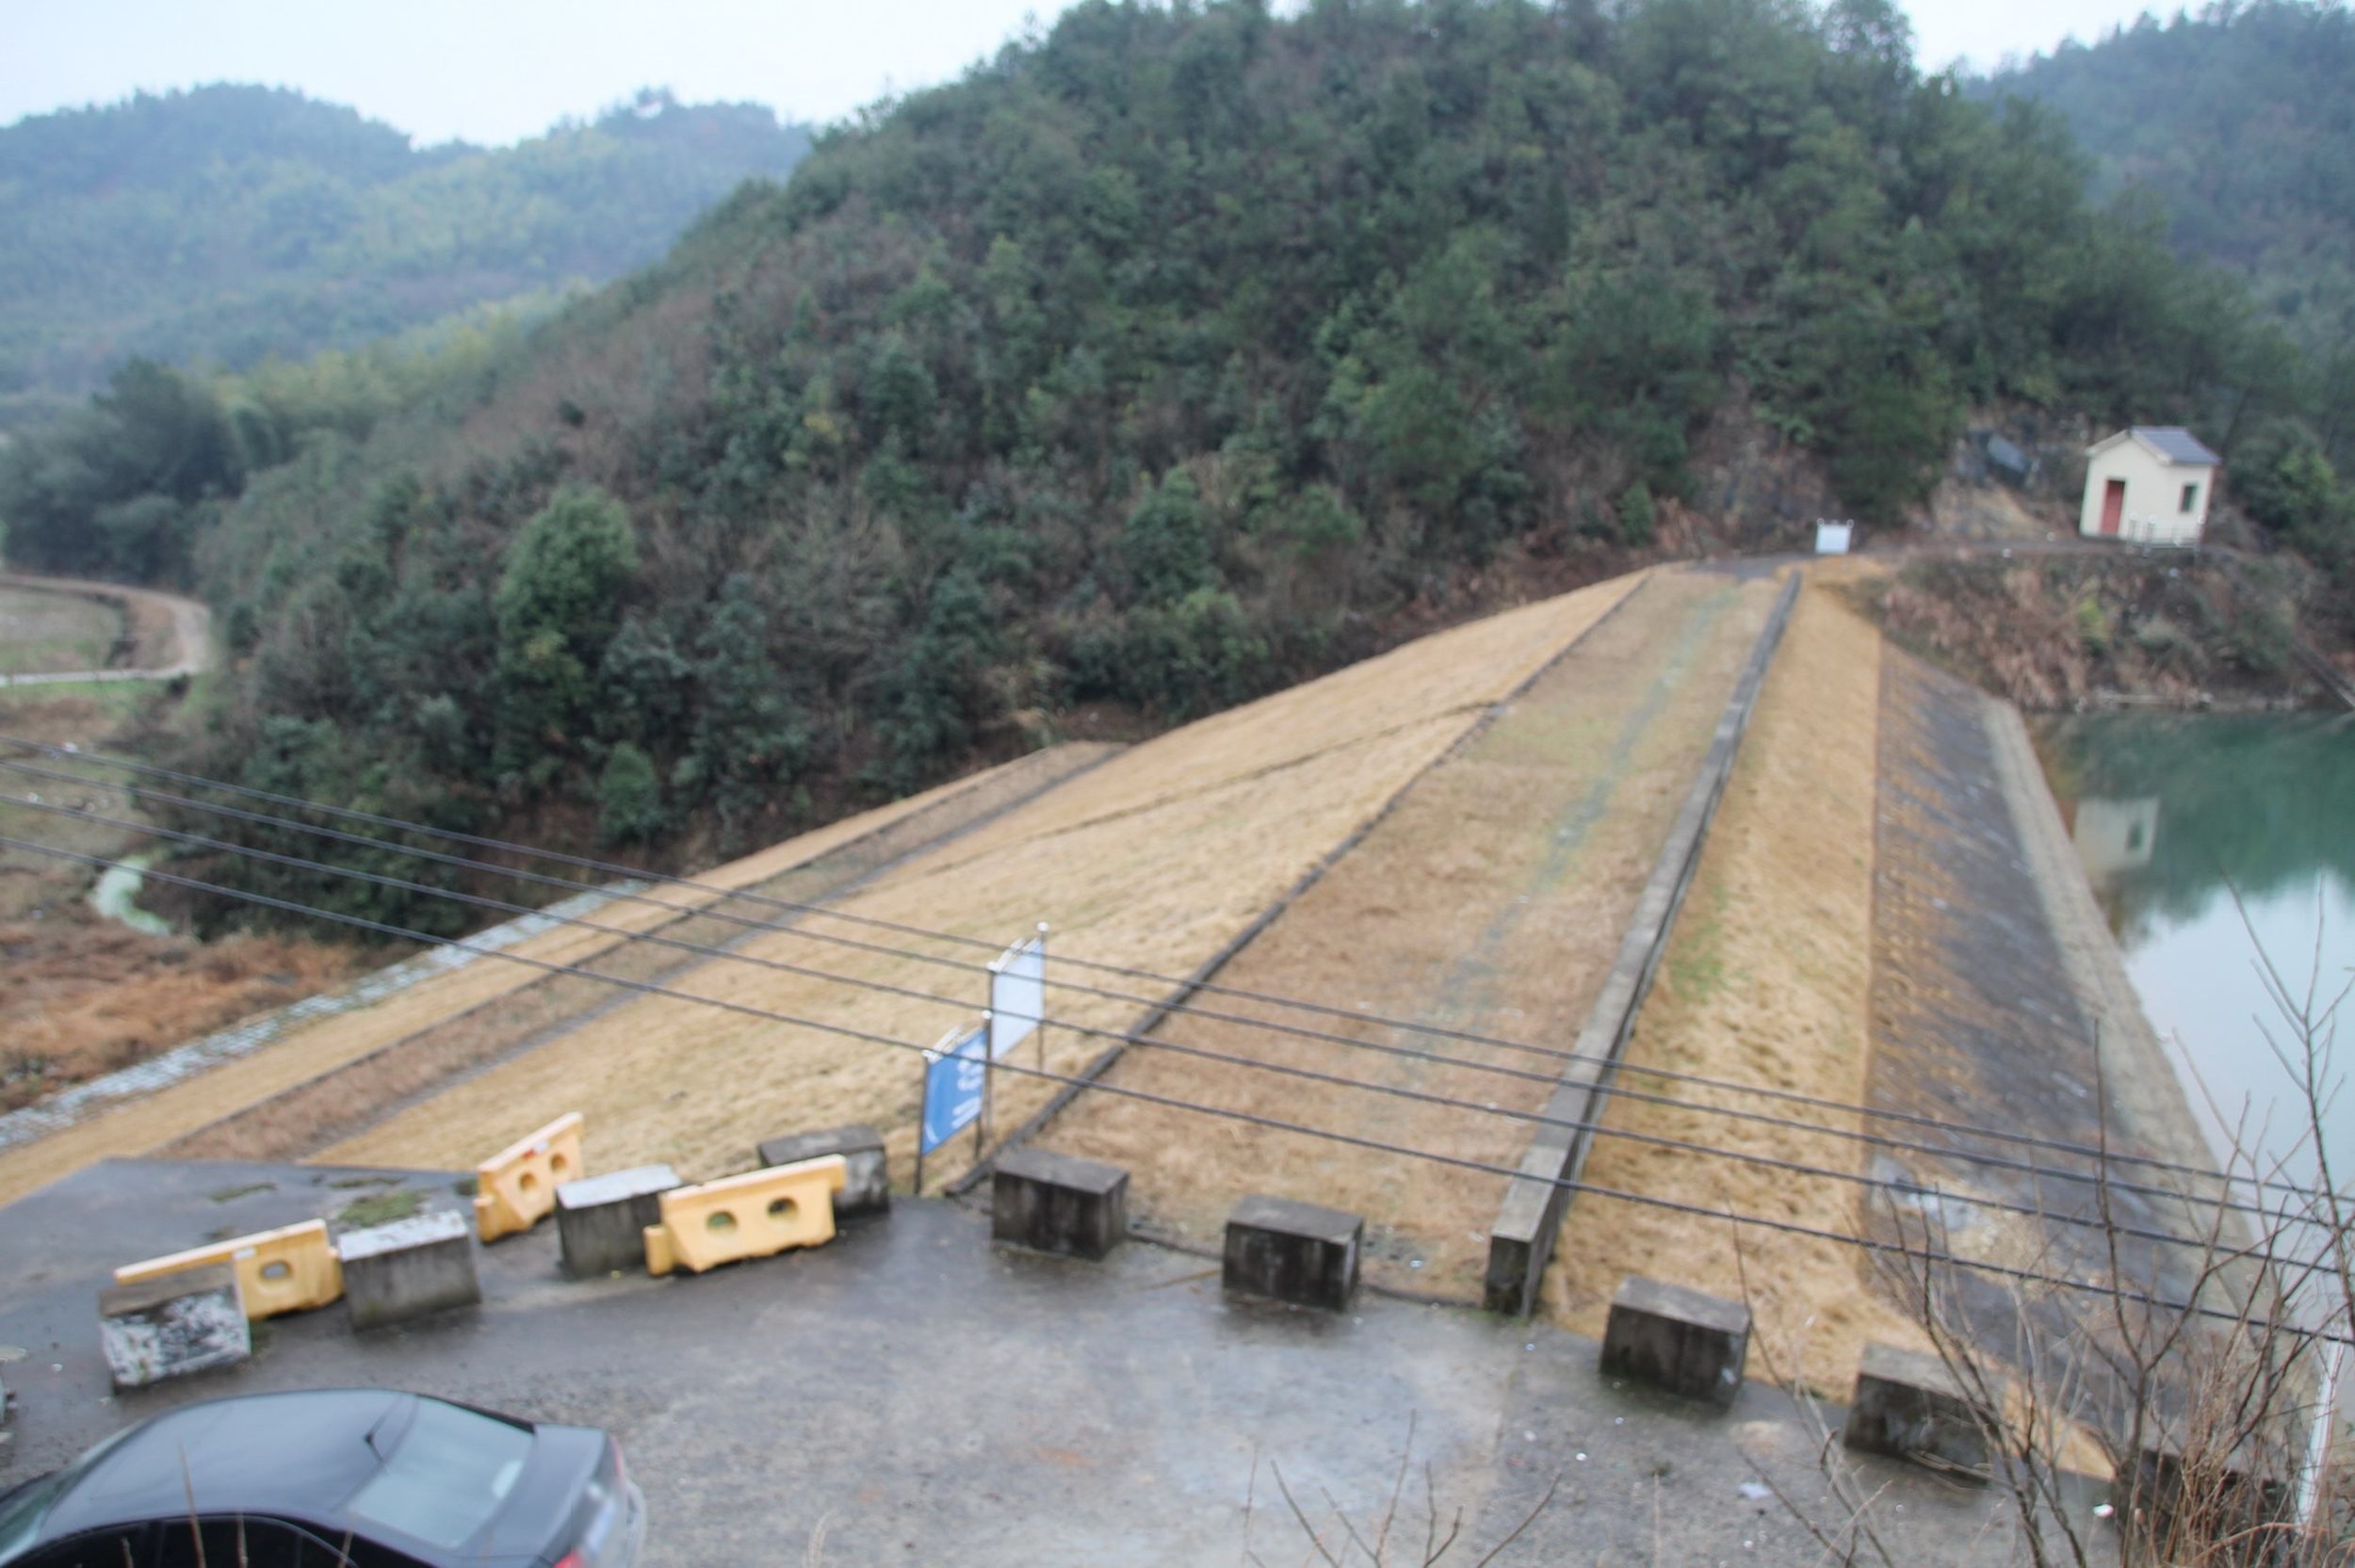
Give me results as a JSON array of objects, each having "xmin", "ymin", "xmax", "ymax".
[
  {"xmin": 1975, "ymin": 1, "xmax": 2353, "ymax": 415},
  {"xmin": 0, "ymin": 85, "xmax": 811, "ymax": 428},
  {"xmin": 9, "ymin": 0, "xmax": 2345, "ymax": 935}
]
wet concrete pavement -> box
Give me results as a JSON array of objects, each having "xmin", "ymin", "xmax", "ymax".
[{"xmin": 0, "ymin": 1156, "xmax": 2068, "ymax": 1565}]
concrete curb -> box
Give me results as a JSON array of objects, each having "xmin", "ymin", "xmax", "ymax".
[
  {"xmin": 1482, "ymin": 571, "xmax": 1802, "ymax": 1317},
  {"xmin": 947, "ymin": 570, "xmax": 1661, "ymax": 1197}
]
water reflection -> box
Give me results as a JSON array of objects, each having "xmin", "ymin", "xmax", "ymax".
[{"xmin": 2039, "ymin": 713, "xmax": 2355, "ymax": 1178}]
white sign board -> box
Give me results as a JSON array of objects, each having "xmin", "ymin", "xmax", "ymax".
[
  {"xmin": 988, "ymin": 936, "xmax": 1047, "ymax": 1060},
  {"xmin": 1814, "ymin": 521, "xmax": 1853, "ymax": 556}
]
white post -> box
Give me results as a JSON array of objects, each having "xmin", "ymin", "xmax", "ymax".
[{"xmin": 1036, "ymin": 921, "xmax": 1050, "ymax": 1072}]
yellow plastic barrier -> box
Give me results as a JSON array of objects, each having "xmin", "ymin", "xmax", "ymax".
[
  {"xmin": 113, "ymin": 1219, "xmax": 344, "ymax": 1320},
  {"xmin": 473, "ymin": 1111, "xmax": 585, "ymax": 1243},
  {"xmin": 642, "ymin": 1156, "xmax": 848, "ymax": 1277}
]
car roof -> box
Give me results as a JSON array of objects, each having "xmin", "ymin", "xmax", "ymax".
[{"xmin": 40, "ymin": 1390, "xmax": 427, "ymax": 1538}]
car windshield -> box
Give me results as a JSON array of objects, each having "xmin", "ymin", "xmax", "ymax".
[
  {"xmin": 0, "ymin": 1428, "xmax": 137, "ymax": 1564},
  {"xmin": 342, "ymin": 1400, "xmax": 532, "ymax": 1551},
  {"xmin": 0, "ymin": 1472, "xmax": 68, "ymax": 1563}
]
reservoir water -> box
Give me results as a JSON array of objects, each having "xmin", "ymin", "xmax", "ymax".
[{"xmin": 2038, "ymin": 712, "xmax": 2355, "ymax": 1184}]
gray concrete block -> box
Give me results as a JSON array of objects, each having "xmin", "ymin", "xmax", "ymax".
[
  {"xmin": 1843, "ymin": 1342, "xmax": 2001, "ymax": 1479},
  {"xmin": 992, "ymin": 1148, "xmax": 1129, "ymax": 1260},
  {"xmin": 758, "ymin": 1124, "xmax": 888, "ymax": 1219},
  {"xmin": 99, "ymin": 1262, "xmax": 250, "ymax": 1388},
  {"xmin": 1224, "ymin": 1194, "xmax": 1362, "ymax": 1312},
  {"xmin": 339, "ymin": 1210, "xmax": 480, "ymax": 1330},
  {"xmin": 1600, "ymin": 1275, "xmax": 1750, "ymax": 1407},
  {"xmin": 557, "ymin": 1163, "xmax": 679, "ymax": 1278}
]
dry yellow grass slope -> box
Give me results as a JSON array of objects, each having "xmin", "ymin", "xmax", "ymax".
[
  {"xmin": 0, "ymin": 752, "xmax": 1067, "ymax": 1205},
  {"xmin": 1539, "ymin": 582, "xmax": 1924, "ymax": 1387},
  {"xmin": 327, "ymin": 572, "xmax": 1646, "ymax": 1184},
  {"xmin": 1038, "ymin": 569, "xmax": 1781, "ymax": 1299}
]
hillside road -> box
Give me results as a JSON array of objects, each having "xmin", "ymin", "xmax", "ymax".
[{"xmin": 0, "ymin": 571, "xmax": 211, "ymax": 686}]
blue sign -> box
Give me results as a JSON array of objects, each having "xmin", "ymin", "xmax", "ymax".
[{"xmin": 920, "ymin": 1026, "xmax": 988, "ymax": 1153}]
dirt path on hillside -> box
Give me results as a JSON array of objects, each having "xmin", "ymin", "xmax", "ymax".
[
  {"xmin": 1540, "ymin": 584, "xmax": 1924, "ymax": 1388},
  {"xmin": 0, "ymin": 573, "xmax": 210, "ymax": 685},
  {"xmin": 1035, "ymin": 568, "xmax": 1780, "ymax": 1301}
]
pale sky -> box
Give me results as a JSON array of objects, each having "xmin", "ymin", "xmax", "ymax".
[{"xmin": 0, "ymin": 0, "xmax": 2172, "ymax": 147}]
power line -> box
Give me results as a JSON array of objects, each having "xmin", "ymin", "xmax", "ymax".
[
  {"xmin": 8, "ymin": 789, "xmax": 2297, "ymax": 1258},
  {"xmin": 4, "ymin": 763, "xmax": 2317, "ymax": 1224},
  {"xmin": 0, "ymin": 743, "xmax": 2322, "ymax": 1212},
  {"xmin": 4, "ymin": 829, "xmax": 2337, "ymax": 1346}
]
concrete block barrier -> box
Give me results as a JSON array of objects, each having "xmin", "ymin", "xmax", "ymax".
[
  {"xmin": 990, "ymin": 1148, "xmax": 1129, "ymax": 1259},
  {"xmin": 1223, "ymin": 1194, "xmax": 1362, "ymax": 1312},
  {"xmin": 474, "ymin": 1111, "xmax": 584, "ymax": 1242},
  {"xmin": 114, "ymin": 1219, "xmax": 344, "ymax": 1320},
  {"xmin": 339, "ymin": 1211, "xmax": 480, "ymax": 1330},
  {"xmin": 558, "ymin": 1164, "xmax": 680, "ymax": 1278},
  {"xmin": 99, "ymin": 1263, "xmax": 251, "ymax": 1388},
  {"xmin": 758, "ymin": 1125, "xmax": 888, "ymax": 1219},
  {"xmin": 1843, "ymin": 1342, "xmax": 2002, "ymax": 1480},
  {"xmin": 1600, "ymin": 1275, "xmax": 1750, "ymax": 1407},
  {"xmin": 642, "ymin": 1156, "xmax": 847, "ymax": 1277}
]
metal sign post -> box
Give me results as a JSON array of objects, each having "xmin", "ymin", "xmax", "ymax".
[
  {"xmin": 914, "ymin": 1050, "xmax": 929, "ymax": 1198},
  {"xmin": 977, "ymin": 1010, "xmax": 993, "ymax": 1164}
]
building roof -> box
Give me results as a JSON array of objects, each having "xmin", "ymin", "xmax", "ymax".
[
  {"xmin": 2135, "ymin": 427, "xmax": 2221, "ymax": 465},
  {"xmin": 2089, "ymin": 426, "xmax": 2221, "ymax": 466}
]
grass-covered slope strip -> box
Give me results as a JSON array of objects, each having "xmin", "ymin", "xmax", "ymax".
[
  {"xmin": 30, "ymin": 0, "xmax": 2337, "ymax": 937},
  {"xmin": 0, "ymin": 84, "xmax": 810, "ymax": 428}
]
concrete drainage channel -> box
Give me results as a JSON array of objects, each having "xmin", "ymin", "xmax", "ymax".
[{"xmin": 1484, "ymin": 571, "xmax": 1802, "ymax": 1315}]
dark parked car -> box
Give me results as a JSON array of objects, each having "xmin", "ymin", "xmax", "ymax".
[{"xmin": 0, "ymin": 1389, "xmax": 643, "ymax": 1567}]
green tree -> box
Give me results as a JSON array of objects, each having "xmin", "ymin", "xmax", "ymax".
[
  {"xmin": 494, "ymin": 486, "xmax": 638, "ymax": 770},
  {"xmin": 596, "ymin": 742, "xmax": 666, "ymax": 844},
  {"xmin": 1121, "ymin": 470, "xmax": 1216, "ymax": 606}
]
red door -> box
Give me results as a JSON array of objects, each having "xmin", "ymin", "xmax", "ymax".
[{"xmin": 2100, "ymin": 477, "xmax": 2125, "ymax": 536}]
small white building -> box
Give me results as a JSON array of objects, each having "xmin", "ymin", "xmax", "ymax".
[
  {"xmin": 2071, "ymin": 796, "xmax": 2159, "ymax": 882},
  {"xmin": 2079, "ymin": 427, "xmax": 2221, "ymax": 546}
]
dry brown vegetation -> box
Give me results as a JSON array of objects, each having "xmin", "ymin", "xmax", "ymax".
[
  {"xmin": 0, "ymin": 916, "xmax": 351, "ymax": 1112},
  {"xmin": 0, "ymin": 685, "xmax": 354, "ymax": 1125},
  {"xmin": 319, "ymin": 574, "xmax": 1644, "ymax": 1184},
  {"xmin": 1852, "ymin": 555, "xmax": 2311, "ymax": 711},
  {"xmin": 1539, "ymin": 583, "xmax": 1925, "ymax": 1382},
  {"xmin": 1040, "ymin": 569, "xmax": 1781, "ymax": 1300}
]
